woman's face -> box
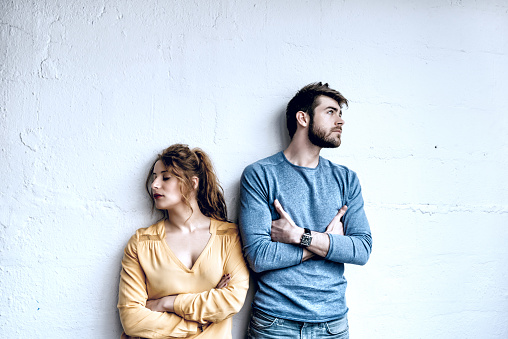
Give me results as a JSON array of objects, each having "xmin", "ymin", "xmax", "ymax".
[{"xmin": 150, "ymin": 160, "xmax": 184, "ymax": 211}]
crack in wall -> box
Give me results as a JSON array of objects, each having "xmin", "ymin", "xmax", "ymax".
[
  {"xmin": 0, "ymin": 21, "xmax": 32, "ymax": 37},
  {"xmin": 368, "ymin": 202, "xmax": 508, "ymax": 215},
  {"xmin": 19, "ymin": 133, "xmax": 36, "ymax": 152}
]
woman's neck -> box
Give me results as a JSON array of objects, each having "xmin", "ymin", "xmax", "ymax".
[{"xmin": 165, "ymin": 200, "xmax": 210, "ymax": 233}]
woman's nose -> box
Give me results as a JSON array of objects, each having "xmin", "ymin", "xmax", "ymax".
[{"xmin": 151, "ymin": 178, "xmax": 159, "ymax": 189}]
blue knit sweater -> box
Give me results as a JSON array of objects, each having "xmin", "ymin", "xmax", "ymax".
[{"xmin": 239, "ymin": 151, "xmax": 372, "ymax": 322}]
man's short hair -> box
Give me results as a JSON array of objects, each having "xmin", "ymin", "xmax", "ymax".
[{"xmin": 286, "ymin": 82, "xmax": 348, "ymax": 138}]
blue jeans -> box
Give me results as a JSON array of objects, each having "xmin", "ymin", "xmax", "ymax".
[{"xmin": 247, "ymin": 309, "xmax": 349, "ymax": 339}]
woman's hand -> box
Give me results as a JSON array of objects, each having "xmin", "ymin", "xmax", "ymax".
[
  {"xmin": 216, "ymin": 274, "xmax": 231, "ymax": 289},
  {"xmin": 146, "ymin": 295, "xmax": 176, "ymax": 313}
]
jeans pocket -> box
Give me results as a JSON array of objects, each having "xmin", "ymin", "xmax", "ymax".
[
  {"xmin": 250, "ymin": 311, "xmax": 278, "ymax": 330},
  {"xmin": 325, "ymin": 316, "xmax": 349, "ymax": 337}
]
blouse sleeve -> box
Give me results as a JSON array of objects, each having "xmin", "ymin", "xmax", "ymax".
[
  {"xmin": 118, "ymin": 234, "xmax": 200, "ymax": 338},
  {"xmin": 173, "ymin": 229, "xmax": 250, "ymax": 324}
]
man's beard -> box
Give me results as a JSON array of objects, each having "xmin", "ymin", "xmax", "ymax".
[{"xmin": 308, "ymin": 119, "xmax": 341, "ymax": 148}]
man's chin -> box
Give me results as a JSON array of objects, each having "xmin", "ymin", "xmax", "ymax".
[
  {"xmin": 308, "ymin": 129, "xmax": 342, "ymax": 148},
  {"xmin": 322, "ymin": 142, "xmax": 341, "ymax": 149},
  {"xmin": 312, "ymin": 140, "xmax": 341, "ymax": 148},
  {"xmin": 321, "ymin": 136, "xmax": 341, "ymax": 148}
]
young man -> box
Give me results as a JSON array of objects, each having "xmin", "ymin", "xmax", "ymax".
[{"xmin": 239, "ymin": 82, "xmax": 372, "ymax": 339}]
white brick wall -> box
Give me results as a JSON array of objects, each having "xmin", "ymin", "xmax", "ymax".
[{"xmin": 1, "ymin": 0, "xmax": 507, "ymax": 338}]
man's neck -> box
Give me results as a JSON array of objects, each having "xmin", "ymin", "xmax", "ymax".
[{"xmin": 283, "ymin": 136, "xmax": 321, "ymax": 168}]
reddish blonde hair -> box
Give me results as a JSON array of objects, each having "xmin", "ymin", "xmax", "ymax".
[{"xmin": 145, "ymin": 144, "xmax": 228, "ymax": 222}]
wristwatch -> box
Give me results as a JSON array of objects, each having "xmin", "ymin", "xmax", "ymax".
[{"xmin": 300, "ymin": 228, "xmax": 312, "ymax": 247}]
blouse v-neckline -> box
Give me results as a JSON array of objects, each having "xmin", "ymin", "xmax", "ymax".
[{"xmin": 160, "ymin": 218, "xmax": 216, "ymax": 272}]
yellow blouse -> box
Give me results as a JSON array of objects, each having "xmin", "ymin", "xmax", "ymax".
[{"xmin": 118, "ymin": 219, "xmax": 250, "ymax": 339}]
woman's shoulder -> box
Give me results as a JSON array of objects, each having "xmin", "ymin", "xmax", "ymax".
[
  {"xmin": 123, "ymin": 221, "xmax": 164, "ymax": 255},
  {"xmin": 131, "ymin": 220, "xmax": 165, "ymax": 241},
  {"xmin": 213, "ymin": 219, "xmax": 240, "ymax": 237}
]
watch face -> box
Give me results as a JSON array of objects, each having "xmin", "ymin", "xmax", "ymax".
[{"xmin": 301, "ymin": 234, "xmax": 312, "ymax": 247}]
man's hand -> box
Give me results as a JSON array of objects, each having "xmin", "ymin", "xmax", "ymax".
[
  {"xmin": 272, "ymin": 199, "xmax": 315, "ymax": 261},
  {"xmin": 271, "ymin": 200, "xmax": 348, "ymax": 260},
  {"xmin": 271, "ymin": 199, "xmax": 303, "ymax": 245},
  {"xmin": 325, "ymin": 205, "xmax": 347, "ymax": 235},
  {"xmin": 299, "ymin": 205, "xmax": 347, "ymax": 259}
]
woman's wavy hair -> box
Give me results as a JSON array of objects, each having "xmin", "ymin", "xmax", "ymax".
[{"xmin": 145, "ymin": 144, "xmax": 228, "ymax": 222}]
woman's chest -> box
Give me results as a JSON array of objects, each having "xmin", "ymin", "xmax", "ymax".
[
  {"xmin": 165, "ymin": 230, "xmax": 211, "ymax": 271},
  {"xmin": 137, "ymin": 240, "xmax": 225, "ymax": 298}
]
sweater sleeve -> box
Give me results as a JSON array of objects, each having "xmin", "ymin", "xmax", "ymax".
[
  {"xmin": 238, "ymin": 165, "xmax": 304, "ymax": 273},
  {"xmin": 325, "ymin": 171, "xmax": 372, "ymax": 265},
  {"xmin": 173, "ymin": 230, "xmax": 250, "ymax": 324},
  {"xmin": 118, "ymin": 234, "xmax": 199, "ymax": 338}
]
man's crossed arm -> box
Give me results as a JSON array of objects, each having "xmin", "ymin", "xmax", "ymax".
[{"xmin": 271, "ymin": 199, "xmax": 348, "ymax": 260}]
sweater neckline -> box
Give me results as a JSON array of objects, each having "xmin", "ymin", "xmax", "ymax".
[{"xmin": 279, "ymin": 151, "xmax": 321, "ymax": 171}]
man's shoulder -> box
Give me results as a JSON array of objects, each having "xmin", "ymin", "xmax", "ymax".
[
  {"xmin": 243, "ymin": 152, "xmax": 284, "ymax": 174},
  {"xmin": 320, "ymin": 157, "xmax": 359, "ymax": 181},
  {"xmin": 320, "ymin": 156, "xmax": 352, "ymax": 172}
]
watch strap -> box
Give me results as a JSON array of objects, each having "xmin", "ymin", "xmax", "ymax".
[{"xmin": 300, "ymin": 228, "xmax": 312, "ymax": 247}]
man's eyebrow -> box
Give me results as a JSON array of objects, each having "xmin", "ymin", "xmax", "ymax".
[{"xmin": 325, "ymin": 106, "xmax": 339, "ymax": 111}]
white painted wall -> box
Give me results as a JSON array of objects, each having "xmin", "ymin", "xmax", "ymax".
[{"xmin": 1, "ymin": 0, "xmax": 507, "ymax": 338}]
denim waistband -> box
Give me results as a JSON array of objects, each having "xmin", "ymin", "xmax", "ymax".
[{"xmin": 252, "ymin": 308, "xmax": 347, "ymax": 328}]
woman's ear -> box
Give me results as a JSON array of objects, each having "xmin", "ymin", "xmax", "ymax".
[
  {"xmin": 296, "ymin": 110, "xmax": 309, "ymax": 128},
  {"xmin": 191, "ymin": 176, "xmax": 199, "ymax": 190}
]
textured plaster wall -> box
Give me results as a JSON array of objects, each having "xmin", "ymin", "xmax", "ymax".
[{"xmin": 1, "ymin": 0, "xmax": 507, "ymax": 338}]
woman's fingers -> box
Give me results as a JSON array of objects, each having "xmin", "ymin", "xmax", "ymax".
[{"xmin": 216, "ymin": 274, "xmax": 231, "ymax": 289}]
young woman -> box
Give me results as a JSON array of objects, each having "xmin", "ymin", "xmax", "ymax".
[{"xmin": 118, "ymin": 144, "xmax": 249, "ymax": 339}]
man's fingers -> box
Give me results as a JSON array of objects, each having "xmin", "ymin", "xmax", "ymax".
[
  {"xmin": 273, "ymin": 199, "xmax": 297, "ymax": 230},
  {"xmin": 325, "ymin": 223, "xmax": 334, "ymax": 232},
  {"xmin": 325, "ymin": 223, "xmax": 335, "ymax": 233},
  {"xmin": 337, "ymin": 205, "xmax": 348, "ymax": 218},
  {"xmin": 325, "ymin": 205, "xmax": 348, "ymax": 234},
  {"xmin": 274, "ymin": 199, "xmax": 288, "ymax": 218},
  {"xmin": 329, "ymin": 205, "xmax": 347, "ymax": 224}
]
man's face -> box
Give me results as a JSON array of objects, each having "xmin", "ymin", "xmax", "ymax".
[{"xmin": 308, "ymin": 95, "xmax": 345, "ymax": 148}]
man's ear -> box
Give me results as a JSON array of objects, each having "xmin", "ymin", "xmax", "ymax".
[{"xmin": 296, "ymin": 111, "xmax": 309, "ymax": 128}]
